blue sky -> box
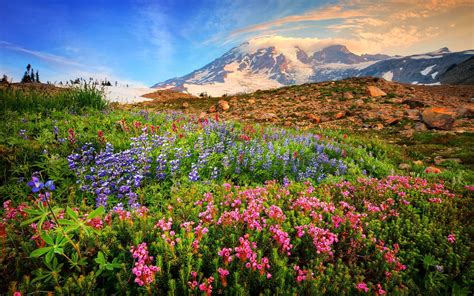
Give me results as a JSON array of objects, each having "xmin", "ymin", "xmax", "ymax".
[{"xmin": 1, "ymin": 0, "xmax": 472, "ymax": 85}]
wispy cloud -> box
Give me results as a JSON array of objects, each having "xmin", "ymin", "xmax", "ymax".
[
  {"xmin": 222, "ymin": 0, "xmax": 474, "ymax": 55},
  {"xmin": 230, "ymin": 5, "xmax": 366, "ymax": 37},
  {"xmin": 0, "ymin": 40, "xmax": 145, "ymax": 85},
  {"xmin": 0, "ymin": 41, "xmax": 85, "ymax": 68}
]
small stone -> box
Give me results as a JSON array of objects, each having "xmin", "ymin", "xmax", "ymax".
[
  {"xmin": 182, "ymin": 102, "xmax": 189, "ymax": 109},
  {"xmin": 425, "ymin": 166, "xmax": 442, "ymax": 174},
  {"xmin": 366, "ymin": 85, "xmax": 387, "ymax": 97},
  {"xmin": 375, "ymin": 123, "xmax": 384, "ymax": 130},
  {"xmin": 248, "ymin": 98, "xmax": 256, "ymax": 104},
  {"xmin": 414, "ymin": 122, "xmax": 428, "ymax": 131},
  {"xmin": 402, "ymin": 99, "xmax": 426, "ymax": 108},
  {"xmin": 354, "ymin": 99, "xmax": 364, "ymax": 106},
  {"xmin": 208, "ymin": 105, "xmax": 217, "ymax": 113},
  {"xmin": 198, "ymin": 112, "xmax": 207, "ymax": 119},
  {"xmin": 398, "ymin": 163, "xmax": 411, "ymax": 170},
  {"xmin": 343, "ymin": 92, "xmax": 354, "ymax": 99},
  {"xmin": 218, "ymin": 100, "xmax": 230, "ymax": 111},
  {"xmin": 335, "ymin": 111, "xmax": 346, "ymax": 119},
  {"xmin": 307, "ymin": 113, "xmax": 321, "ymax": 123}
]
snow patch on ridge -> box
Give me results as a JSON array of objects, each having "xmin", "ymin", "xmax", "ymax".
[
  {"xmin": 421, "ymin": 65, "xmax": 436, "ymax": 75},
  {"xmin": 382, "ymin": 71, "xmax": 393, "ymax": 81}
]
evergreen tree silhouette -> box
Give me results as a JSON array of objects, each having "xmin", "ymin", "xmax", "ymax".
[
  {"xmin": 35, "ymin": 71, "xmax": 40, "ymax": 83},
  {"xmin": 30, "ymin": 68, "xmax": 35, "ymax": 82}
]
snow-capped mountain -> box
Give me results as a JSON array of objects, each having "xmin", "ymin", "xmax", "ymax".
[
  {"xmin": 358, "ymin": 48, "xmax": 474, "ymax": 85},
  {"xmin": 153, "ymin": 43, "xmax": 474, "ymax": 96}
]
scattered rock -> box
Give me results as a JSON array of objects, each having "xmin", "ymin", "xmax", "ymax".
[
  {"xmin": 434, "ymin": 156, "xmax": 462, "ymax": 165},
  {"xmin": 258, "ymin": 112, "xmax": 278, "ymax": 121},
  {"xmin": 375, "ymin": 123, "xmax": 384, "ymax": 130},
  {"xmin": 405, "ymin": 109, "xmax": 420, "ymax": 121},
  {"xmin": 306, "ymin": 113, "xmax": 321, "ymax": 123},
  {"xmin": 366, "ymin": 86, "xmax": 387, "ymax": 97},
  {"xmin": 218, "ymin": 100, "xmax": 230, "ymax": 111},
  {"xmin": 425, "ymin": 166, "xmax": 442, "ymax": 174},
  {"xmin": 343, "ymin": 92, "xmax": 354, "ymax": 99},
  {"xmin": 414, "ymin": 122, "xmax": 428, "ymax": 131},
  {"xmin": 421, "ymin": 107, "xmax": 459, "ymax": 130},
  {"xmin": 335, "ymin": 111, "xmax": 346, "ymax": 119},
  {"xmin": 248, "ymin": 98, "xmax": 256, "ymax": 104},
  {"xmin": 208, "ymin": 105, "xmax": 217, "ymax": 113},
  {"xmin": 398, "ymin": 163, "xmax": 411, "ymax": 170},
  {"xmin": 402, "ymin": 99, "xmax": 426, "ymax": 108},
  {"xmin": 384, "ymin": 117, "xmax": 400, "ymax": 125},
  {"xmin": 182, "ymin": 102, "xmax": 189, "ymax": 109},
  {"xmin": 354, "ymin": 99, "xmax": 364, "ymax": 106},
  {"xmin": 413, "ymin": 160, "xmax": 423, "ymax": 166}
]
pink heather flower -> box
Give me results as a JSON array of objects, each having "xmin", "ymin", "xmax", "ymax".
[
  {"xmin": 86, "ymin": 217, "xmax": 103, "ymax": 229},
  {"xmin": 376, "ymin": 284, "xmax": 386, "ymax": 295},
  {"xmin": 218, "ymin": 268, "xmax": 229, "ymax": 287},
  {"xmin": 218, "ymin": 247, "xmax": 233, "ymax": 264},
  {"xmin": 465, "ymin": 185, "xmax": 474, "ymax": 191},
  {"xmin": 356, "ymin": 282, "xmax": 369, "ymax": 293},
  {"xmin": 448, "ymin": 233, "xmax": 456, "ymax": 244},
  {"xmin": 130, "ymin": 243, "xmax": 160, "ymax": 286},
  {"xmin": 269, "ymin": 225, "xmax": 293, "ymax": 255}
]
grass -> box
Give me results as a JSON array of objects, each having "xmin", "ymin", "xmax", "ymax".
[{"xmin": 0, "ymin": 83, "xmax": 107, "ymax": 113}]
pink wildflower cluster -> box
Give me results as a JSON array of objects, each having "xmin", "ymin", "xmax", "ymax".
[
  {"xmin": 294, "ymin": 265, "xmax": 313, "ymax": 282},
  {"xmin": 356, "ymin": 282, "xmax": 369, "ymax": 292},
  {"xmin": 448, "ymin": 233, "xmax": 456, "ymax": 244},
  {"xmin": 269, "ymin": 225, "xmax": 293, "ymax": 255},
  {"xmin": 199, "ymin": 276, "xmax": 214, "ymax": 296},
  {"xmin": 376, "ymin": 241, "xmax": 406, "ymax": 272},
  {"xmin": 296, "ymin": 224, "xmax": 338, "ymax": 256},
  {"xmin": 2, "ymin": 200, "xmax": 28, "ymax": 221},
  {"xmin": 154, "ymin": 217, "xmax": 180, "ymax": 247},
  {"xmin": 130, "ymin": 243, "xmax": 160, "ymax": 286},
  {"xmin": 220, "ymin": 234, "xmax": 271, "ymax": 278},
  {"xmin": 218, "ymin": 268, "xmax": 230, "ymax": 287}
]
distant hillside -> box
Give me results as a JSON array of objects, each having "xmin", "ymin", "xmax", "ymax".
[{"xmin": 439, "ymin": 56, "xmax": 474, "ymax": 85}]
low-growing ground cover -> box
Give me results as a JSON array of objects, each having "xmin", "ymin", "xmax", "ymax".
[{"xmin": 0, "ymin": 87, "xmax": 472, "ymax": 295}]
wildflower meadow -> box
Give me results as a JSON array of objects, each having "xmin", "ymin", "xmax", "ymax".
[{"xmin": 0, "ymin": 87, "xmax": 472, "ymax": 295}]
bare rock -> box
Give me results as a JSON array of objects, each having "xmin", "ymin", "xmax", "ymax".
[
  {"xmin": 248, "ymin": 98, "xmax": 256, "ymax": 104},
  {"xmin": 402, "ymin": 99, "xmax": 426, "ymax": 108},
  {"xmin": 343, "ymin": 92, "xmax": 354, "ymax": 99},
  {"xmin": 306, "ymin": 113, "xmax": 321, "ymax": 123},
  {"xmin": 366, "ymin": 86, "xmax": 387, "ymax": 97},
  {"xmin": 398, "ymin": 163, "xmax": 411, "ymax": 170},
  {"xmin": 421, "ymin": 107, "xmax": 459, "ymax": 130},
  {"xmin": 218, "ymin": 100, "xmax": 230, "ymax": 111},
  {"xmin": 182, "ymin": 102, "xmax": 189, "ymax": 109},
  {"xmin": 335, "ymin": 111, "xmax": 346, "ymax": 119},
  {"xmin": 405, "ymin": 109, "xmax": 421, "ymax": 121},
  {"xmin": 425, "ymin": 166, "xmax": 442, "ymax": 174}
]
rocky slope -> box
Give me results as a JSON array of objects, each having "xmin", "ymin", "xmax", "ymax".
[{"xmin": 134, "ymin": 78, "xmax": 474, "ymax": 137}]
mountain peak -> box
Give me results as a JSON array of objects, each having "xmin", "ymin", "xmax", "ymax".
[
  {"xmin": 430, "ymin": 47, "xmax": 451, "ymax": 54},
  {"xmin": 322, "ymin": 44, "xmax": 351, "ymax": 54}
]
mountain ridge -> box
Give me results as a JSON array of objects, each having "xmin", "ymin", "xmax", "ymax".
[{"xmin": 153, "ymin": 43, "xmax": 474, "ymax": 96}]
